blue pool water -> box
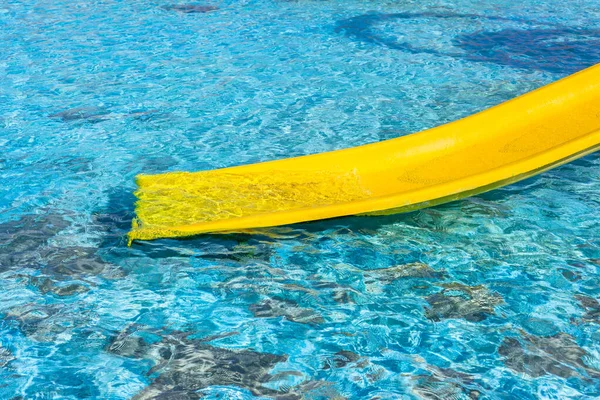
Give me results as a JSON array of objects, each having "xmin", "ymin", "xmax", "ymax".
[{"xmin": 1, "ymin": 0, "xmax": 600, "ymax": 398}]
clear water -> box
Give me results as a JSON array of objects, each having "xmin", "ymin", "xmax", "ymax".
[{"xmin": 1, "ymin": 0, "xmax": 600, "ymax": 398}]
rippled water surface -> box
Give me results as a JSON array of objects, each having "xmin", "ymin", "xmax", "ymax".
[{"xmin": 2, "ymin": 0, "xmax": 600, "ymax": 398}]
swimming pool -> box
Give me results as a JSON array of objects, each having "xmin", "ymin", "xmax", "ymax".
[{"xmin": 1, "ymin": 0, "xmax": 600, "ymax": 398}]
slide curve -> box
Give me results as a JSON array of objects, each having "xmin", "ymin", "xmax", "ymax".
[{"xmin": 129, "ymin": 64, "xmax": 600, "ymax": 243}]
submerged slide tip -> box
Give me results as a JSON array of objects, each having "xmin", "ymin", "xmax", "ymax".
[
  {"xmin": 127, "ymin": 217, "xmax": 140, "ymax": 246},
  {"xmin": 128, "ymin": 216, "xmax": 202, "ymax": 243}
]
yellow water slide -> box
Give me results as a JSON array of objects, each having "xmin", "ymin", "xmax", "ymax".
[{"xmin": 129, "ymin": 64, "xmax": 600, "ymax": 243}]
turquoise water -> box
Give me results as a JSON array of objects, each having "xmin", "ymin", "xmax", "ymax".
[{"xmin": 1, "ymin": 0, "xmax": 600, "ymax": 398}]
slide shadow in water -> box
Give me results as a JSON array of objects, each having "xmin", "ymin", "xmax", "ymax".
[{"xmin": 335, "ymin": 12, "xmax": 600, "ymax": 73}]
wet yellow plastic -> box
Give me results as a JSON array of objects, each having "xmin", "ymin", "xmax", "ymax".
[{"xmin": 129, "ymin": 64, "xmax": 600, "ymax": 244}]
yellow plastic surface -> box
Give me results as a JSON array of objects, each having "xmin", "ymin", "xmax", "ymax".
[{"xmin": 129, "ymin": 64, "xmax": 600, "ymax": 243}]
